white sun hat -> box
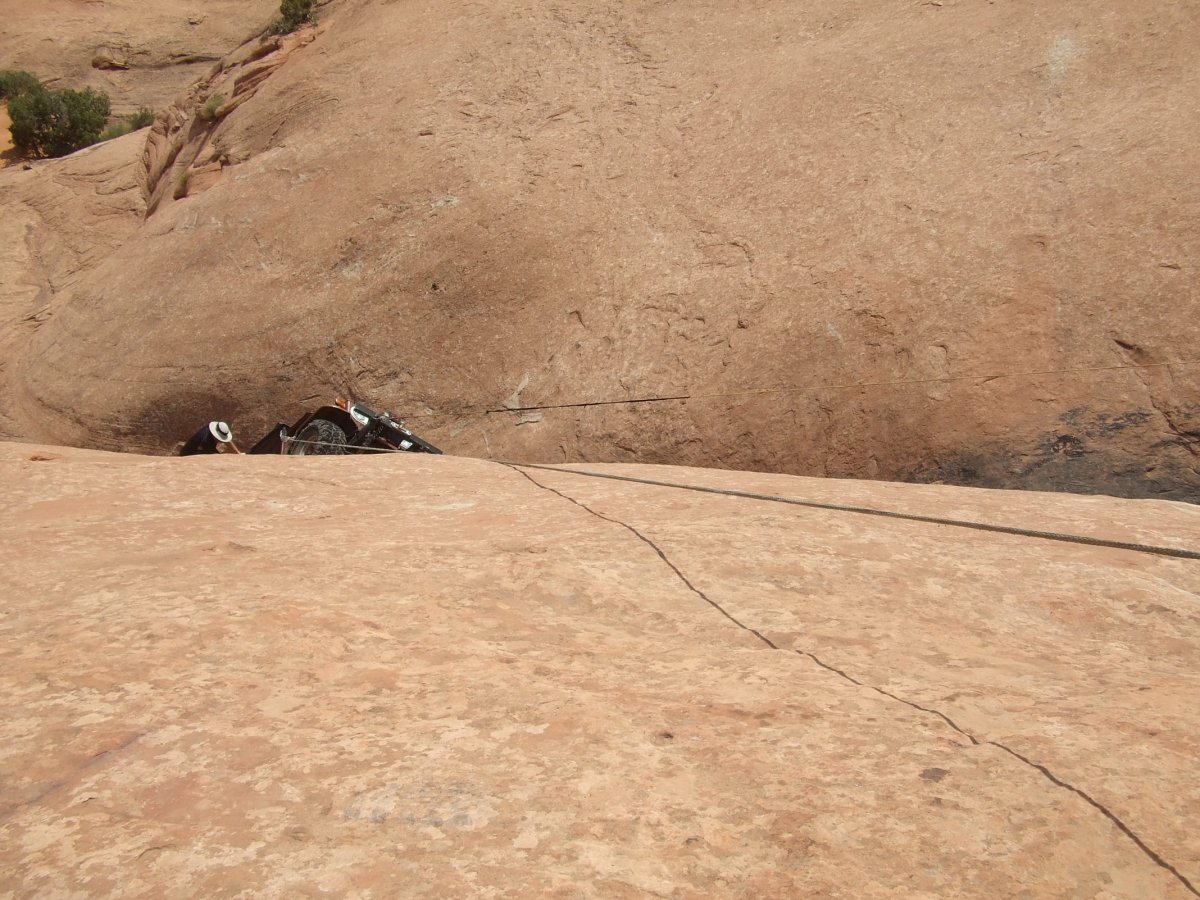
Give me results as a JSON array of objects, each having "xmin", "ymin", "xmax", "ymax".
[{"xmin": 208, "ymin": 421, "xmax": 234, "ymax": 444}]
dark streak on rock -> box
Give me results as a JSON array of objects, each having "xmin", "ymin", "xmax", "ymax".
[
  {"xmin": 0, "ymin": 732, "xmax": 143, "ymax": 823},
  {"xmin": 902, "ymin": 408, "xmax": 1200, "ymax": 504}
]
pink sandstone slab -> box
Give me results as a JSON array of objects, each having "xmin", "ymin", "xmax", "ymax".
[{"xmin": 1, "ymin": 445, "xmax": 1197, "ymax": 896}]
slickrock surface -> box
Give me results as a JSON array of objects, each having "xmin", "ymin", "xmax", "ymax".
[
  {"xmin": 0, "ymin": 0, "xmax": 1198, "ymax": 499},
  {"xmin": 2, "ymin": 444, "xmax": 1198, "ymax": 896},
  {"xmin": 0, "ymin": 0, "xmax": 278, "ymax": 116},
  {"xmin": 0, "ymin": 131, "xmax": 146, "ymax": 440}
]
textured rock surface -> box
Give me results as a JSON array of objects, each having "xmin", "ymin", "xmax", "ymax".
[
  {"xmin": 0, "ymin": 0, "xmax": 1198, "ymax": 499},
  {"xmin": 2, "ymin": 444, "xmax": 1199, "ymax": 896},
  {"xmin": 0, "ymin": 0, "xmax": 278, "ymax": 116},
  {"xmin": 0, "ymin": 132, "xmax": 146, "ymax": 439}
]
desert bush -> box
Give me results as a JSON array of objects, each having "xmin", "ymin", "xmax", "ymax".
[
  {"xmin": 9, "ymin": 86, "xmax": 110, "ymax": 157},
  {"xmin": 0, "ymin": 69, "xmax": 41, "ymax": 100},
  {"xmin": 6, "ymin": 87, "xmax": 57, "ymax": 154},
  {"xmin": 199, "ymin": 93, "xmax": 225, "ymax": 121},
  {"xmin": 98, "ymin": 106, "xmax": 155, "ymax": 142},
  {"xmin": 282, "ymin": 0, "xmax": 315, "ymax": 24},
  {"xmin": 99, "ymin": 120, "xmax": 133, "ymax": 141},
  {"xmin": 267, "ymin": 0, "xmax": 315, "ymax": 35}
]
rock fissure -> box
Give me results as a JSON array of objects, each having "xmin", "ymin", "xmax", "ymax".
[
  {"xmin": 507, "ymin": 463, "xmax": 1199, "ymax": 897},
  {"xmin": 502, "ymin": 462, "xmax": 776, "ymax": 646},
  {"xmin": 795, "ymin": 649, "xmax": 980, "ymax": 747},
  {"xmin": 988, "ymin": 742, "xmax": 1199, "ymax": 896}
]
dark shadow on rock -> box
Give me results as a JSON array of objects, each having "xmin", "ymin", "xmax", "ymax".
[
  {"xmin": 900, "ymin": 406, "xmax": 1200, "ymax": 504},
  {"xmin": 126, "ymin": 388, "xmax": 254, "ymax": 454}
]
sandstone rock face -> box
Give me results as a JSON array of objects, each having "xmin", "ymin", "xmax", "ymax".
[
  {"xmin": 0, "ymin": 0, "xmax": 278, "ymax": 116},
  {"xmin": 1, "ymin": 0, "xmax": 1198, "ymax": 500},
  {"xmin": 0, "ymin": 132, "xmax": 146, "ymax": 439},
  {"xmin": 2, "ymin": 445, "xmax": 1199, "ymax": 895}
]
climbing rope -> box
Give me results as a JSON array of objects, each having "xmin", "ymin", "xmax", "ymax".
[
  {"xmin": 503, "ymin": 462, "xmax": 1200, "ymax": 561},
  {"xmin": 401, "ymin": 358, "xmax": 1199, "ymax": 419},
  {"xmin": 271, "ymin": 435, "xmax": 1198, "ymax": 560}
]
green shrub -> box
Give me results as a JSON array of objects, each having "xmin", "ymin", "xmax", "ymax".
[
  {"xmin": 9, "ymin": 86, "xmax": 111, "ymax": 157},
  {"xmin": 61, "ymin": 88, "xmax": 110, "ymax": 135},
  {"xmin": 282, "ymin": 0, "xmax": 315, "ymax": 24},
  {"xmin": 0, "ymin": 69, "xmax": 41, "ymax": 100},
  {"xmin": 130, "ymin": 106, "xmax": 155, "ymax": 128},
  {"xmin": 98, "ymin": 107, "xmax": 155, "ymax": 142},
  {"xmin": 99, "ymin": 120, "xmax": 133, "ymax": 141},
  {"xmin": 267, "ymin": 0, "xmax": 315, "ymax": 35},
  {"xmin": 199, "ymin": 93, "xmax": 225, "ymax": 121},
  {"xmin": 7, "ymin": 87, "xmax": 58, "ymax": 154}
]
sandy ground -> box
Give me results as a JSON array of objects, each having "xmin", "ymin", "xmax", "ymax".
[{"xmin": 0, "ymin": 103, "xmax": 14, "ymax": 167}]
